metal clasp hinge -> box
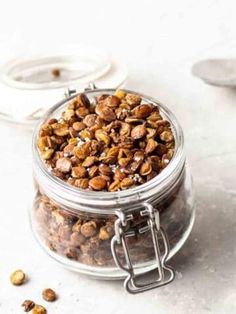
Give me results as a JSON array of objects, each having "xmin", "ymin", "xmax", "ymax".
[
  {"xmin": 64, "ymin": 88, "xmax": 77, "ymax": 99},
  {"xmin": 64, "ymin": 83, "xmax": 97, "ymax": 99},
  {"xmin": 111, "ymin": 203, "xmax": 175, "ymax": 294}
]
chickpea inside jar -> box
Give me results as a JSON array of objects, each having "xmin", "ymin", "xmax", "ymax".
[{"xmin": 31, "ymin": 87, "xmax": 195, "ymax": 293}]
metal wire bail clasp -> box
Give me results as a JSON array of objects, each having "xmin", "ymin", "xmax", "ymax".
[
  {"xmin": 64, "ymin": 82, "xmax": 97, "ymax": 99},
  {"xmin": 111, "ymin": 203, "xmax": 175, "ymax": 294}
]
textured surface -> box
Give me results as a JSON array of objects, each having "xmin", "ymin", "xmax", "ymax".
[{"xmin": 0, "ymin": 0, "xmax": 236, "ymax": 313}]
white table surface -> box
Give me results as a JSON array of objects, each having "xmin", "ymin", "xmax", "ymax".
[{"xmin": 1, "ymin": 1, "xmax": 236, "ymax": 313}]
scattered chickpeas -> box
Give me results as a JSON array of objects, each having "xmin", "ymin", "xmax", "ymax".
[
  {"xmin": 21, "ymin": 300, "xmax": 35, "ymax": 312},
  {"xmin": 42, "ymin": 288, "xmax": 57, "ymax": 302},
  {"xmin": 9, "ymin": 270, "xmax": 58, "ymax": 312},
  {"xmin": 32, "ymin": 304, "xmax": 47, "ymax": 314},
  {"xmin": 10, "ymin": 269, "xmax": 26, "ymax": 286}
]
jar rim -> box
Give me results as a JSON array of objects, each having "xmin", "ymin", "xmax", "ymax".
[{"xmin": 32, "ymin": 88, "xmax": 185, "ymax": 211}]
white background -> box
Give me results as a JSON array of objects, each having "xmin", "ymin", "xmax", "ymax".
[{"xmin": 1, "ymin": 0, "xmax": 236, "ymax": 313}]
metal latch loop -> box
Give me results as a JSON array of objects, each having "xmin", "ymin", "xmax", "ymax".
[{"xmin": 111, "ymin": 203, "xmax": 175, "ymax": 294}]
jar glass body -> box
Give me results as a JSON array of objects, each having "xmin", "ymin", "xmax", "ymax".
[{"xmin": 30, "ymin": 89, "xmax": 195, "ymax": 279}]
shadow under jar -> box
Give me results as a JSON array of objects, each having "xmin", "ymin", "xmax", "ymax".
[{"xmin": 31, "ymin": 88, "xmax": 195, "ymax": 294}]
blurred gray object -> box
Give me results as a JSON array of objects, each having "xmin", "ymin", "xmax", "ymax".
[{"xmin": 192, "ymin": 58, "xmax": 236, "ymax": 87}]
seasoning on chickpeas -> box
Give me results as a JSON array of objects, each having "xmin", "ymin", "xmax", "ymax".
[{"xmin": 37, "ymin": 90, "xmax": 175, "ymax": 192}]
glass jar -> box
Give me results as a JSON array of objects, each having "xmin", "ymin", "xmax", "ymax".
[{"xmin": 31, "ymin": 87, "xmax": 195, "ymax": 294}]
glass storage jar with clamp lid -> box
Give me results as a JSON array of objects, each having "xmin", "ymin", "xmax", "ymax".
[{"xmin": 31, "ymin": 86, "xmax": 195, "ymax": 294}]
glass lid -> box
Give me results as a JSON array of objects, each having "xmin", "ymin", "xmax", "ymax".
[
  {"xmin": 1, "ymin": 49, "xmax": 110, "ymax": 90},
  {"xmin": 0, "ymin": 45, "xmax": 127, "ymax": 127}
]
